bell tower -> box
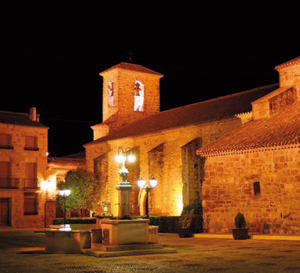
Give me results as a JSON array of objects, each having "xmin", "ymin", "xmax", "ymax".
[{"xmin": 92, "ymin": 63, "xmax": 163, "ymax": 140}]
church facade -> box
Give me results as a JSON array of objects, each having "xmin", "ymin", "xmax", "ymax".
[
  {"xmin": 84, "ymin": 62, "xmax": 280, "ymax": 218},
  {"xmin": 197, "ymin": 56, "xmax": 300, "ymax": 234}
]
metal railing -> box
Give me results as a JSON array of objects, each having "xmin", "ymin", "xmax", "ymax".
[
  {"xmin": 0, "ymin": 178, "xmax": 41, "ymax": 189},
  {"xmin": 23, "ymin": 178, "xmax": 39, "ymax": 189},
  {"xmin": 0, "ymin": 178, "xmax": 20, "ymax": 189}
]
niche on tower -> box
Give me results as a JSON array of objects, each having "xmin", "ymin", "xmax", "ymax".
[
  {"xmin": 134, "ymin": 80, "xmax": 144, "ymax": 112},
  {"xmin": 107, "ymin": 81, "xmax": 114, "ymax": 107}
]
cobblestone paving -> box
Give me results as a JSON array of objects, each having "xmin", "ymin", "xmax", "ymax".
[{"xmin": 0, "ymin": 231, "xmax": 300, "ymax": 272}]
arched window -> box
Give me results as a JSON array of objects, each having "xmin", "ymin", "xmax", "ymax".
[{"xmin": 134, "ymin": 80, "xmax": 144, "ymax": 111}]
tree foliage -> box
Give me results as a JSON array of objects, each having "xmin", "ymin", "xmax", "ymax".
[{"xmin": 56, "ymin": 168, "xmax": 101, "ymax": 212}]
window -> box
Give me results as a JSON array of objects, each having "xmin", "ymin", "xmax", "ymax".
[
  {"xmin": 134, "ymin": 80, "xmax": 144, "ymax": 111},
  {"xmin": 24, "ymin": 193, "xmax": 38, "ymax": 215},
  {"xmin": 254, "ymin": 182, "xmax": 261, "ymax": 195},
  {"xmin": 0, "ymin": 162, "xmax": 10, "ymax": 188},
  {"xmin": 25, "ymin": 136, "xmax": 38, "ymax": 151},
  {"xmin": 0, "ymin": 134, "xmax": 13, "ymax": 149},
  {"xmin": 107, "ymin": 81, "xmax": 114, "ymax": 106},
  {"xmin": 25, "ymin": 163, "xmax": 37, "ymax": 188}
]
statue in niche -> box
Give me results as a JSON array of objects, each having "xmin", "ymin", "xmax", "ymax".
[
  {"xmin": 108, "ymin": 81, "xmax": 114, "ymax": 106},
  {"xmin": 134, "ymin": 80, "xmax": 144, "ymax": 111}
]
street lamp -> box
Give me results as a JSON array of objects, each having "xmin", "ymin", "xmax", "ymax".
[
  {"xmin": 115, "ymin": 147, "xmax": 135, "ymax": 219},
  {"xmin": 59, "ymin": 189, "xmax": 71, "ymax": 226},
  {"xmin": 137, "ymin": 177, "xmax": 157, "ymax": 218}
]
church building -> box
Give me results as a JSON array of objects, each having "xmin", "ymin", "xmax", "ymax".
[{"xmin": 84, "ymin": 62, "xmax": 280, "ymax": 217}]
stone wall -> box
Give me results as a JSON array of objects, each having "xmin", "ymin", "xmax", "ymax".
[
  {"xmin": 202, "ymin": 147, "xmax": 300, "ymax": 234},
  {"xmin": 276, "ymin": 57, "xmax": 300, "ymax": 100},
  {"xmin": 86, "ymin": 117, "xmax": 242, "ymax": 217}
]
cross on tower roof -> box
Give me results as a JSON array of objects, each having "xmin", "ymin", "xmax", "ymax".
[{"xmin": 128, "ymin": 50, "xmax": 135, "ymax": 62}]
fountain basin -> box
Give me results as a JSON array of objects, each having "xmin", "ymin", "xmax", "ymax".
[
  {"xmin": 45, "ymin": 229, "xmax": 91, "ymax": 254},
  {"xmin": 101, "ymin": 219, "xmax": 150, "ymax": 245}
]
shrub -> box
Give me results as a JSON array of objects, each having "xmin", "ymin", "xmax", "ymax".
[
  {"xmin": 178, "ymin": 209, "xmax": 194, "ymax": 229},
  {"xmin": 181, "ymin": 199, "xmax": 202, "ymax": 215},
  {"xmin": 234, "ymin": 212, "xmax": 246, "ymax": 228}
]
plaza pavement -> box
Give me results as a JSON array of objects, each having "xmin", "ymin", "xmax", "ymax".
[{"xmin": 0, "ymin": 229, "xmax": 300, "ymax": 273}]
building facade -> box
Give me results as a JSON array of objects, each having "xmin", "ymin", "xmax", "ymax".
[
  {"xmin": 0, "ymin": 108, "xmax": 49, "ymax": 228},
  {"xmin": 197, "ymin": 56, "xmax": 300, "ymax": 234}
]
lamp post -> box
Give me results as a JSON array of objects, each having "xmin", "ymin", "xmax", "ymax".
[
  {"xmin": 115, "ymin": 147, "xmax": 135, "ymax": 219},
  {"xmin": 137, "ymin": 177, "xmax": 157, "ymax": 218},
  {"xmin": 59, "ymin": 189, "xmax": 71, "ymax": 226}
]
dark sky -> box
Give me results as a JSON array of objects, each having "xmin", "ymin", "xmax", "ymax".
[{"xmin": 2, "ymin": 6, "xmax": 299, "ymax": 157}]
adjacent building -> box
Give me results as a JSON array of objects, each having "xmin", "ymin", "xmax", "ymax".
[
  {"xmin": 0, "ymin": 108, "xmax": 49, "ymax": 228},
  {"xmin": 197, "ymin": 56, "xmax": 300, "ymax": 234}
]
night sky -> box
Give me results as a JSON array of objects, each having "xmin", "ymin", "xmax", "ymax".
[{"xmin": 2, "ymin": 7, "xmax": 299, "ymax": 157}]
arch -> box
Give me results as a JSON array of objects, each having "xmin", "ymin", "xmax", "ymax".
[
  {"xmin": 138, "ymin": 188, "xmax": 147, "ymax": 216},
  {"xmin": 134, "ymin": 80, "xmax": 144, "ymax": 111}
]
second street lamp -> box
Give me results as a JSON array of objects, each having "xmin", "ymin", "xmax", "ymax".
[
  {"xmin": 137, "ymin": 177, "xmax": 157, "ymax": 218},
  {"xmin": 59, "ymin": 189, "xmax": 71, "ymax": 227}
]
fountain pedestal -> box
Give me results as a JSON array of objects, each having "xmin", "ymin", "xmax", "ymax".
[{"xmin": 101, "ymin": 219, "xmax": 149, "ymax": 245}]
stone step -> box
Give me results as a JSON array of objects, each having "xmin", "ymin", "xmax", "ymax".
[
  {"xmin": 91, "ymin": 242, "xmax": 163, "ymax": 252},
  {"xmin": 81, "ymin": 247, "xmax": 177, "ymax": 258}
]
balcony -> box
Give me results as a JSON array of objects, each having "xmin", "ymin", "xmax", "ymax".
[
  {"xmin": 0, "ymin": 178, "xmax": 20, "ymax": 189},
  {"xmin": 0, "ymin": 145, "xmax": 14, "ymax": 150},
  {"xmin": 24, "ymin": 178, "xmax": 39, "ymax": 190}
]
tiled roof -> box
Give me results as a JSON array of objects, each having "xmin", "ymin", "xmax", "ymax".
[
  {"xmin": 85, "ymin": 83, "xmax": 278, "ymax": 146},
  {"xmin": 197, "ymin": 100, "xmax": 300, "ymax": 157},
  {"xmin": 275, "ymin": 56, "xmax": 300, "ymax": 70},
  {"xmin": 99, "ymin": 62, "xmax": 164, "ymax": 77},
  {"xmin": 0, "ymin": 111, "xmax": 48, "ymax": 128},
  {"xmin": 48, "ymin": 156, "xmax": 85, "ymax": 169}
]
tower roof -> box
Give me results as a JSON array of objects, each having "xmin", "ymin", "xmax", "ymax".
[
  {"xmin": 99, "ymin": 62, "xmax": 163, "ymax": 77},
  {"xmin": 275, "ymin": 56, "xmax": 300, "ymax": 70}
]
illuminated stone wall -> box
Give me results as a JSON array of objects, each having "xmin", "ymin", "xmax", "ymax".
[
  {"xmin": 85, "ymin": 118, "xmax": 242, "ymax": 217},
  {"xmin": 202, "ymin": 147, "xmax": 300, "ymax": 234}
]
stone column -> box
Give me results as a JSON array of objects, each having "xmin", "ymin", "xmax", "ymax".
[{"xmin": 116, "ymin": 166, "xmax": 132, "ymax": 219}]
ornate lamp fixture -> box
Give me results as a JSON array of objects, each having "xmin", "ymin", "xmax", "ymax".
[{"xmin": 137, "ymin": 177, "xmax": 158, "ymax": 218}]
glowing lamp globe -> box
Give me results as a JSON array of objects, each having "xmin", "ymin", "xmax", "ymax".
[
  {"xmin": 137, "ymin": 178, "xmax": 146, "ymax": 189},
  {"xmin": 149, "ymin": 177, "xmax": 158, "ymax": 188}
]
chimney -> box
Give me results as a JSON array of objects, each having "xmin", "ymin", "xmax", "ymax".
[{"xmin": 29, "ymin": 107, "xmax": 37, "ymax": 121}]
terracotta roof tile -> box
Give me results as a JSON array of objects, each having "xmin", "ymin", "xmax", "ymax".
[
  {"xmin": 197, "ymin": 100, "xmax": 300, "ymax": 157},
  {"xmin": 99, "ymin": 62, "xmax": 163, "ymax": 77},
  {"xmin": 0, "ymin": 111, "xmax": 48, "ymax": 128},
  {"xmin": 85, "ymin": 84, "xmax": 278, "ymax": 146},
  {"xmin": 275, "ymin": 56, "xmax": 300, "ymax": 70}
]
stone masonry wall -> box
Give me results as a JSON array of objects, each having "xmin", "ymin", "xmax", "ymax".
[
  {"xmin": 202, "ymin": 147, "xmax": 300, "ymax": 234},
  {"xmin": 276, "ymin": 59, "xmax": 300, "ymax": 100},
  {"xmin": 85, "ymin": 117, "xmax": 242, "ymax": 217}
]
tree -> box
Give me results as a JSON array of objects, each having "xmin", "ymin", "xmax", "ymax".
[{"xmin": 56, "ymin": 168, "xmax": 101, "ymax": 213}]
